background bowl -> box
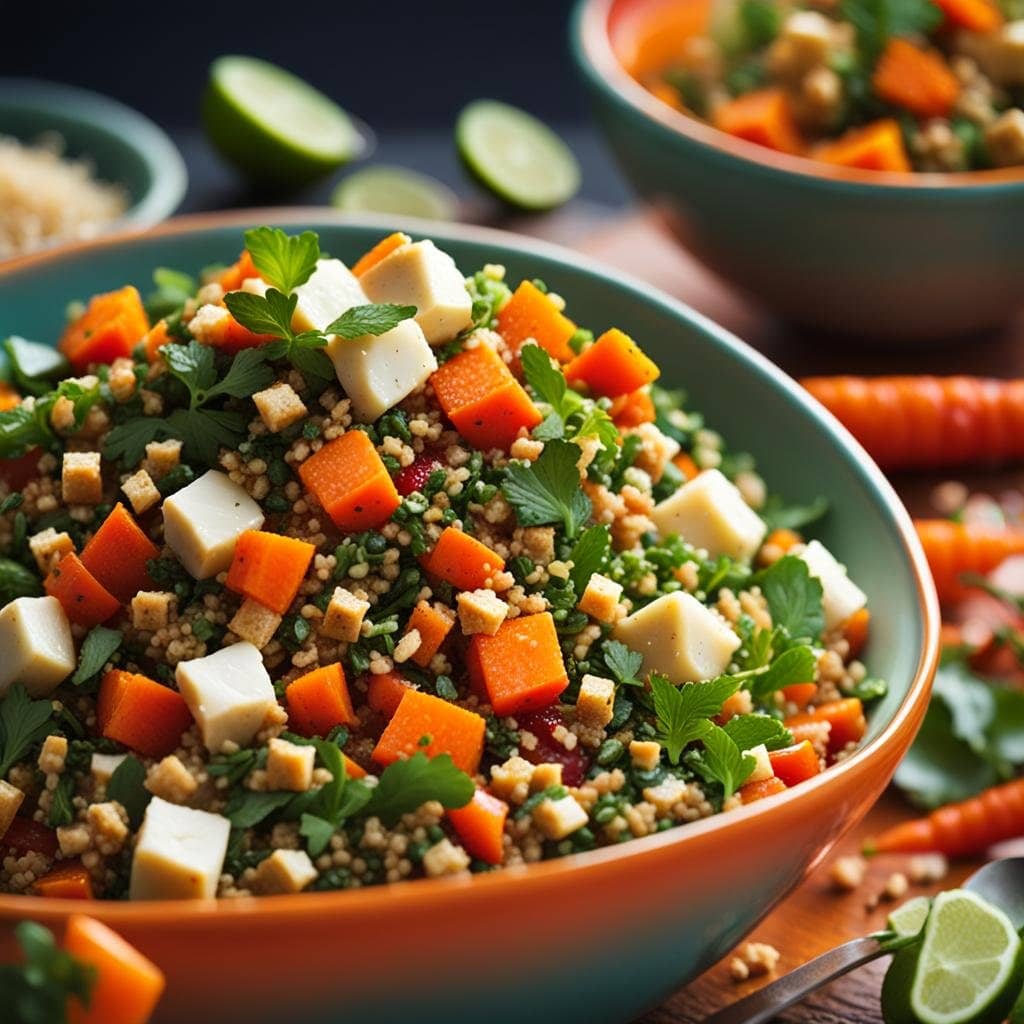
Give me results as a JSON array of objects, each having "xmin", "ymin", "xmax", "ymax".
[
  {"xmin": 572, "ymin": 0, "xmax": 1024, "ymax": 342},
  {"xmin": 0, "ymin": 212, "xmax": 938, "ymax": 1024},
  {"xmin": 0, "ymin": 79, "xmax": 187, "ymax": 240}
]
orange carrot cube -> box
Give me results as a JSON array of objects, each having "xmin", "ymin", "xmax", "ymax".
[
  {"xmin": 497, "ymin": 281, "xmax": 577, "ymax": 363},
  {"xmin": 367, "ymin": 671, "xmax": 414, "ymax": 719},
  {"xmin": 565, "ymin": 328, "xmax": 660, "ymax": 397},
  {"xmin": 45, "ymin": 553, "xmax": 121, "ymax": 627},
  {"xmin": 59, "ymin": 286, "xmax": 149, "ymax": 373},
  {"xmin": 287, "ymin": 663, "xmax": 358, "ymax": 737},
  {"xmin": 97, "ymin": 669, "xmax": 193, "ymax": 758},
  {"xmin": 785, "ymin": 698, "xmax": 867, "ymax": 756},
  {"xmin": 815, "ymin": 119, "xmax": 911, "ymax": 173},
  {"xmin": 34, "ymin": 860, "xmax": 94, "ymax": 899},
  {"xmin": 769, "ymin": 740, "xmax": 822, "ymax": 787},
  {"xmin": 608, "ymin": 388, "xmax": 656, "ymax": 427},
  {"xmin": 872, "ymin": 39, "xmax": 959, "ymax": 118},
  {"xmin": 448, "ymin": 788, "xmax": 508, "ymax": 865},
  {"xmin": 225, "ymin": 530, "xmax": 315, "ymax": 615},
  {"xmin": 406, "ymin": 600, "xmax": 456, "ymax": 668},
  {"xmin": 739, "ymin": 776, "xmax": 788, "ymax": 804},
  {"xmin": 81, "ymin": 503, "xmax": 158, "ymax": 604},
  {"xmin": 420, "ymin": 527, "xmax": 505, "ymax": 592},
  {"xmin": 713, "ymin": 88, "xmax": 803, "ymax": 155}
]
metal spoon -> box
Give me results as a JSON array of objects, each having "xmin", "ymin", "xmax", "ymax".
[{"xmin": 704, "ymin": 857, "xmax": 1024, "ymax": 1024}]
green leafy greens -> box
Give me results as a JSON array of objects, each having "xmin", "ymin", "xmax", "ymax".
[
  {"xmin": 0, "ymin": 684, "xmax": 54, "ymax": 779},
  {"xmin": 502, "ymin": 439, "xmax": 592, "ymax": 539}
]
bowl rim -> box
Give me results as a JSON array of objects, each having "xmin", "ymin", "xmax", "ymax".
[
  {"xmin": 0, "ymin": 77, "xmax": 188, "ymax": 229},
  {"xmin": 571, "ymin": 0, "xmax": 1024, "ymax": 193},
  {"xmin": 0, "ymin": 208, "xmax": 940, "ymax": 925}
]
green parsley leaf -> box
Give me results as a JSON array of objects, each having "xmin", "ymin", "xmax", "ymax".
[
  {"xmin": 693, "ymin": 724, "xmax": 757, "ymax": 801},
  {"xmin": 297, "ymin": 739, "xmax": 373, "ymax": 855},
  {"xmin": 502, "ymin": 439, "xmax": 592, "ymax": 539},
  {"xmin": 107, "ymin": 755, "xmax": 151, "ymax": 829},
  {"xmin": 145, "ymin": 266, "xmax": 196, "ymax": 321},
  {"xmin": 298, "ymin": 813, "xmax": 337, "ymax": 857},
  {"xmin": 223, "ymin": 288, "xmax": 298, "ymax": 341},
  {"xmin": 0, "ymin": 684, "xmax": 54, "ymax": 778},
  {"xmin": 521, "ymin": 344, "xmax": 580, "ymax": 414},
  {"xmin": 723, "ymin": 713, "xmax": 793, "ymax": 753},
  {"xmin": 103, "ymin": 417, "xmax": 171, "ymax": 468},
  {"xmin": 165, "ymin": 407, "xmax": 248, "ymax": 467},
  {"xmin": 47, "ymin": 774, "xmax": 76, "ymax": 827},
  {"xmin": 326, "ymin": 303, "xmax": 418, "ymax": 340},
  {"xmin": 71, "ymin": 626, "xmax": 123, "ymax": 686},
  {"xmin": 840, "ymin": 0, "xmax": 942, "ymax": 65},
  {"xmin": 760, "ymin": 494, "xmax": 829, "ymax": 532},
  {"xmin": 0, "ymin": 377, "xmax": 102, "ymax": 459},
  {"xmin": 750, "ymin": 644, "xmax": 817, "ymax": 701},
  {"xmin": 244, "ymin": 227, "xmax": 320, "ymax": 294},
  {"xmin": 755, "ymin": 555, "xmax": 825, "ymax": 641},
  {"xmin": 569, "ymin": 524, "xmax": 610, "ymax": 594},
  {"xmin": 0, "ymin": 558, "xmax": 43, "ymax": 606},
  {"xmin": 365, "ymin": 751, "xmax": 474, "ymax": 826},
  {"xmin": 164, "ymin": 339, "xmax": 216, "ymax": 394},
  {"xmin": 225, "ymin": 789, "xmax": 295, "ymax": 830},
  {"xmin": 601, "ymin": 639, "xmax": 644, "ymax": 687},
  {"xmin": 649, "ymin": 672, "xmax": 740, "ymax": 764},
  {"xmin": 204, "ymin": 346, "xmax": 276, "ymax": 401},
  {"xmin": 4, "ymin": 336, "xmax": 69, "ymax": 397}
]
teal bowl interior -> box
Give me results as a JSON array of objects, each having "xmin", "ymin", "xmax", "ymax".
[
  {"xmin": 0, "ymin": 79, "xmax": 187, "ymax": 232},
  {"xmin": 570, "ymin": 0, "xmax": 1024, "ymax": 342},
  {"xmin": 0, "ymin": 214, "xmax": 937, "ymax": 1022}
]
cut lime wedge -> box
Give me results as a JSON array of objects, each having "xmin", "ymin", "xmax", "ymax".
[
  {"xmin": 203, "ymin": 55, "xmax": 365, "ymax": 186},
  {"xmin": 888, "ymin": 896, "xmax": 932, "ymax": 939},
  {"xmin": 332, "ymin": 166, "xmax": 459, "ymax": 221},
  {"xmin": 455, "ymin": 100, "xmax": 580, "ymax": 211}
]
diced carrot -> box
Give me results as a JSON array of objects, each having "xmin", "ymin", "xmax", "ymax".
[
  {"xmin": 739, "ymin": 776, "xmax": 788, "ymax": 804},
  {"xmin": 872, "ymin": 39, "xmax": 959, "ymax": 118},
  {"xmin": 934, "ymin": 0, "xmax": 1002, "ymax": 30},
  {"xmin": 648, "ymin": 80, "xmax": 688, "ymax": 113},
  {"xmin": 217, "ymin": 250, "xmax": 261, "ymax": 293},
  {"xmin": 564, "ymin": 328, "xmax": 660, "ymax": 397},
  {"xmin": 372, "ymin": 688, "xmax": 485, "ymax": 775},
  {"xmin": 97, "ymin": 669, "xmax": 193, "ymax": 758},
  {"xmin": 672, "ymin": 452, "xmax": 699, "ymax": 481},
  {"xmin": 298, "ymin": 429, "xmax": 400, "ymax": 532},
  {"xmin": 447, "ymin": 788, "xmax": 508, "ymax": 865},
  {"xmin": 225, "ymin": 530, "xmax": 315, "ymax": 615},
  {"xmin": 765, "ymin": 527, "xmax": 802, "ymax": 553},
  {"xmin": 208, "ymin": 311, "xmax": 277, "ymax": 354},
  {"xmin": 842, "ymin": 608, "xmax": 871, "ymax": 659},
  {"xmin": 815, "ymin": 119, "xmax": 911, "ymax": 173},
  {"xmin": 3, "ymin": 816, "xmax": 58, "ymax": 858},
  {"xmin": 430, "ymin": 343, "xmax": 542, "ymax": 451},
  {"xmin": 142, "ymin": 319, "xmax": 172, "ymax": 364},
  {"xmin": 713, "ymin": 88, "xmax": 803, "ymax": 155},
  {"xmin": 286, "ymin": 663, "xmax": 357, "ymax": 737},
  {"xmin": 352, "ymin": 232, "xmax": 411, "ymax": 277},
  {"xmin": 34, "ymin": 860, "xmax": 94, "ymax": 899},
  {"xmin": 609, "ymin": 388, "xmax": 656, "ymax": 427},
  {"xmin": 342, "ymin": 753, "xmax": 367, "ymax": 779},
  {"xmin": 0, "ymin": 382, "xmax": 20, "ymax": 411},
  {"xmin": 785, "ymin": 698, "xmax": 866, "ymax": 756},
  {"xmin": 65, "ymin": 914, "xmax": 165, "ymax": 1024},
  {"xmin": 496, "ymin": 281, "xmax": 577, "ymax": 363},
  {"xmin": 367, "ymin": 671, "xmax": 413, "ymax": 719},
  {"xmin": 59, "ymin": 286, "xmax": 149, "ymax": 373},
  {"xmin": 781, "ymin": 683, "xmax": 818, "ymax": 709},
  {"xmin": 80, "ymin": 503, "xmax": 158, "ymax": 604},
  {"xmin": 0, "ymin": 447, "xmax": 42, "ymax": 490},
  {"xmin": 421, "ymin": 527, "xmax": 506, "ymax": 592},
  {"xmin": 714, "ymin": 690, "xmax": 751, "ymax": 725},
  {"xmin": 406, "ymin": 600, "xmax": 456, "ymax": 668},
  {"xmin": 466, "ymin": 612, "xmax": 569, "ymax": 717},
  {"xmin": 45, "ymin": 553, "xmax": 120, "ymax": 627},
  {"xmin": 769, "ymin": 740, "xmax": 822, "ymax": 787}
]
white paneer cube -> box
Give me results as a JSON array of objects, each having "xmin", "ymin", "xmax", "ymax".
[
  {"xmin": 744, "ymin": 743, "xmax": 774, "ymax": 783},
  {"xmin": 162, "ymin": 470, "xmax": 264, "ymax": 580},
  {"xmin": 175, "ymin": 642, "xmax": 276, "ymax": 754},
  {"xmin": 91, "ymin": 752, "xmax": 127, "ymax": 785},
  {"xmin": 0, "ymin": 596, "xmax": 75, "ymax": 698},
  {"xmin": 359, "ymin": 240, "xmax": 473, "ymax": 345},
  {"xmin": 252, "ymin": 848, "xmax": 318, "ymax": 894},
  {"xmin": 129, "ymin": 797, "xmax": 230, "ymax": 900},
  {"xmin": 651, "ymin": 469, "xmax": 766, "ymax": 563},
  {"xmin": 614, "ymin": 591, "xmax": 740, "ymax": 683},
  {"xmin": 533, "ymin": 795, "xmax": 589, "ymax": 841},
  {"xmin": 327, "ymin": 318, "xmax": 437, "ymax": 423},
  {"xmin": 291, "ymin": 258, "xmax": 368, "ymax": 333},
  {"xmin": 798, "ymin": 540, "xmax": 867, "ymax": 631}
]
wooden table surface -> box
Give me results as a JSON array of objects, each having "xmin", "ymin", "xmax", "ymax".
[{"xmin": 546, "ymin": 206, "xmax": 1024, "ymax": 1023}]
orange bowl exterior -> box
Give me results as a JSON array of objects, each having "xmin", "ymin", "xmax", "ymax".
[{"xmin": 0, "ymin": 212, "xmax": 940, "ymax": 1023}]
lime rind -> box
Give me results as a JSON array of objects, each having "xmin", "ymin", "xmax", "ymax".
[{"xmin": 332, "ymin": 166, "xmax": 459, "ymax": 220}]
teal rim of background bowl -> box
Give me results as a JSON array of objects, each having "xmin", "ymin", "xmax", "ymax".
[
  {"xmin": 0, "ymin": 78, "xmax": 187, "ymax": 230},
  {"xmin": 569, "ymin": 0, "xmax": 1024, "ymax": 198}
]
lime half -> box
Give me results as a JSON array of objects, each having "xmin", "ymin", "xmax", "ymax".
[
  {"xmin": 888, "ymin": 896, "xmax": 933, "ymax": 940},
  {"xmin": 456, "ymin": 100, "xmax": 580, "ymax": 211},
  {"xmin": 203, "ymin": 55, "xmax": 364, "ymax": 186},
  {"xmin": 332, "ymin": 166, "xmax": 459, "ymax": 221}
]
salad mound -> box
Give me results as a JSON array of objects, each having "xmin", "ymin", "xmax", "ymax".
[{"xmin": 0, "ymin": 227, "xmax": 884, "ymax": 900}]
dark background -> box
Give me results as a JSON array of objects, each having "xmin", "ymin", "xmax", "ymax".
[{"xmin": 3, "ymin": 0, "xmax": 630, "ymax": 213}]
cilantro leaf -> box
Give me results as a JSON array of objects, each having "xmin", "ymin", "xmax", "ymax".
[
  {"xmin": 298, "ymin": 813, "xmax": 337, "ymax": 857},
  {"xmin": 649, "ymin": 672, "xmax": 740, "ymax": 764},
  {"xmin": 106, "ymin": 754, "xmax": 151, "ymax": 829},
  {"xmin": 761, "ymin": 494, "xmax": 829, "ymax": 532},
  {"xmin": 165, "ymin": 407, "xmax": 247, "ymax": 467},
  {"xmin": 47, "ymin": 774, "xmax": 75, "ymax": 827},
  {"xmin": 71, "ymin": 626, "xmax": 122, "ymax": 686},
  {"xmin": 693, "ymin": 724, "xmax": 757, "ymax": 801},
  {"xmin": 601, "ymin": 639, "xmax": 644, "ymax": 687},
  {"xmin": 103, "ymin": 417, "xmax": 171, "ymax": 468},
  {"xmin": 0, "ymin": 378, "xmax": 102, "ymax": 459},
  {"xmin": 0, "ymin": 684, "xmax": 54, "ymax": 778},
  {"xmin": 755, "ymin": 555, "xmax": 825, "ymax": 641},
  {"xmin": 840, "ymin": 0, "xmax": 942, "ymax": 65},
  {"xmin": 326, "ymin": 303, "xmax": 418, "ymax": 340},
  {"xmin": 204, "ymin": 346, "xmax": 275, "ymax": 401},
  {"xmin": 243, "ymin": 227, "xmax": 320, "ymax": 294},
  {"xmin": 569, "ymin": 524, "xmax": 610, "ymax": 594},
  {"xmin": 365, "ymin": 751, "xmax": 474, "ymax": 826},
  {"xmin": 297, "ymin": 739, "xmax": 372, "ymax": 855},
  {"xmin": 146, "ymin": 266, "xmax": 196, "ymax": 321},
  {"xmin": 223, "ymin": 289, "xmax": 298, "ymax": 341},
  {"xmin": 723, "ymin": 713, "xmax": 793, "ymax": 753},
  {"xmin": 164, "ymin": 339, "xmax": 216, "ymax": 393},
  {"xmin": 750, "ymin": 644, "xmax": 817, "ymax": 701},
  {"xmin": 225, "ymin": 789, "xmax": 295, "ymax": 830},
  {"xmin": 502, "ymin": 439, "xmax": 592, "ymax": 539}
]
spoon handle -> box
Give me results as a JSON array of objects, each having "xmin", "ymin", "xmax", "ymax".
[{"xmin": 702, "ymin": 936, "xmax": 885, "ymax": 1024}]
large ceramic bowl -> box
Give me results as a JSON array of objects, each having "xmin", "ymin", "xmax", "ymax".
[
  {"xmin": 0, "ymin": 212, "xmax": 939, "ymax": 1024},
  {"xmin": 572, "ymin": 0, "xmax": 1024, "ymax": 342},
  {"xmin": 0, "ymin": 79, "xmax": 187, "ymax": 241}
]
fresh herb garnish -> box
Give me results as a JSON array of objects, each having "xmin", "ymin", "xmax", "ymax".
[
  {"xmin": 0, "ymin": 684, "xmax": 54, "ymax": 778},
  {"xmin": 0, "ymin": 377, "xmax": 103, "ymax": 459},
  {"xmin": 327, "ymin": 304, "xmax": 418, "ymax": 340},
  {"xmin": 568, "ymin": 524, "xmax": 610, "ymax": 594},
  {"xmin": 0, "ymin": 558, "xmax": 43, "ymax": 606},
  {"xmin": 839, "ymin": 0, "xmax": 942, "ymax": 65},
  {"xmin": 722, "ymin": 713, "xmax": 793, "ymax": 753},
  {"xmin": 692, "ymin": 724, "xmax": 757, "ymax": 801},
  {"xmin": 106, "ymin": 755, "xmax": 151, "ymax": 829},
  {"xmin": 71, "ymin": 626, "xmax": 123, "ymax": 686},
  {"xmin": 750, "ymin": 644, "xmax": 817, "ymax": 701},
  {"xmin": 145, "ymin": 267, "xmax": 196, "ymax": 321},
  {"xmin": 755, "ymin": 555, "xmax": 825, "ymax": 642},
  {"xmin": 649, "ymin": 672, "xmax": 740, "ymax": 765},
  {"xmin": 761, "ymin": 494, "xmax": 829, "ymax": 532},
  {"xmin": 243, "ymin": 226, "xmax": 320, "ymax": 293},
  {"xmin": 502, "ymin": 439, "xmax": 592, "ymax": 539},
  {"xmin": 299, "ymin": 739, "xmax": 372, "ymax": 855},
  {"xmin": 601, "ymin": 639, "xmax": 644, "ymax": 688},
  {"xmin": 226, "ymin": 789, "xmax": 296, "ymax": 830},
  {"xmin": 365, "ymin": 751, "xmax": 474, "ymax": 826}
]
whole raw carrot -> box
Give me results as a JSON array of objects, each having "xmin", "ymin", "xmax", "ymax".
[
  {"xmin": 867, "ymin": 777, "xmax": 1024, "ymax": 857},
  {"xmin": 801, "ymin": 375, "xmax": 1024, "ymax": 470},
  {"xmin": 916, "ymin": 518, "xmax": 1024, "ymax": 604}
]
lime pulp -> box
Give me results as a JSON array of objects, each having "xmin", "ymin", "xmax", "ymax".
[
  {"xmin": 888, "ymin": 896, "xmax": 933, "ymax": 940},
  {"xmin": 332, "ymin": 166, "xmax": 459, "ymax": 221}
]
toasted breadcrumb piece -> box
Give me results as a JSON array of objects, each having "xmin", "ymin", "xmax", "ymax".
[
  {"xmin": 122, "ymin": 468, "xmax": 161, "ymax": 514},
  {"xmin": 28, "ymin": 528, "xmax": 74, "ymax": 574},
  {"xmin": 252, "ymin": 849, "xmax": 317, "ymax": 894},
  {"xmin": 131, "ymin": 591, "xmax": 175, "ymax": 632},
  {"xmin": 266, "ymin": 737, "xmax": 315, "ymax": 792},
  {"xmin": 61, "ymin": 451, "xmax": 102, "ymax": 504},
  {"xmin": 730, "ymin": 942, "xmax": 781, "ymax": 982},
  {"xmin": 144, "ymin": 438, "xmax": 181, "ymax": 479},
  {"xmin": 229, "ymin": 597, "xmax": 282, "ymax": 650},
  {"xmin": 322, "ymin": 586, "xmax": 370, "ymax": 643},
  {"xmin": 254, "ymin": 382, "xmax": 308, "ymax": 433},
  {"xmin": 145, "ymin": 755, "xmax": 199, "ymax": 804},
  {"xmin": 422, "ymin": 838, "xmax": 471, "ymax": 878},
  {"xmin": 457, "ymin": 588, "xmax": 508, "ymax": 636}
]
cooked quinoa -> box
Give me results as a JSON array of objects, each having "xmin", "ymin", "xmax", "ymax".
[{"xmin": 0, "ymin": 226, "xmax": 885, "ymax": 901}]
